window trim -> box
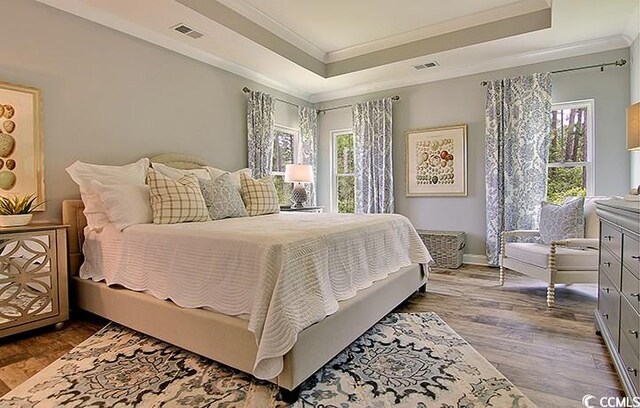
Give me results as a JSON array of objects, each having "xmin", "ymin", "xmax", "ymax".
[
  {"xmin": 330, "ymin": 128, "xmax": 354, "ymax": 213},
  {"xmin": 272, "ymin": 124, "xmax": 301, "ymax": 177},
  {"xmin": 548, "ymin": 99, "xmax": 595, "ymax": 197}
]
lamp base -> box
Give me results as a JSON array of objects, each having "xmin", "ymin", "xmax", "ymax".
[{"xmin": 290, "ymin": 183, "xmax": 307, "ymax": 208}]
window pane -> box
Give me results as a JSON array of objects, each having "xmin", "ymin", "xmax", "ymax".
[
  {"xmin": 336, "ymin": 134, "xmax": 354, "ymax": 174},
  {"xmin": 272, "ymin": 175, "xmax": 292, "ymax": 206},
  {"xmin": 549, "ymin": 107, "xmax": 587, "ymax": 164},
  {"xmin": 272, "ymin": 132, "xmax": 294, "ymax": 173},
  {"xmin": 546, "ymin": 166, "xmax": 586, "ymax": 204},
  {"xmin": 337, "ymin": 175, "xmax": 355, "ymax": 213}
]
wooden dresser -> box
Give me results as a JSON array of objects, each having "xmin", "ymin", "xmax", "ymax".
[{"xmin": 596, "ymin": 199, "xmax": 640, "ymax": 399}]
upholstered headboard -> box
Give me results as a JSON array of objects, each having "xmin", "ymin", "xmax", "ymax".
[{"xmin": 62, "ymin": 154, "xmax": 211, "ymax": 277}]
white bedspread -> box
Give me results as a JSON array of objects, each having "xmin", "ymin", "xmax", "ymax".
[{"xmin": 80, "ymin": 212, "xmax": 432, "ymax": 379}]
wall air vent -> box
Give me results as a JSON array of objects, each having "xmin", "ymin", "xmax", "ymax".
[
  {"xmin": 413, "ymin": 61, "xmax": 439, "ymax": 70},
  {"xmin": 171, "ymin": 23, "xmax": 203, "ymax": 39}
]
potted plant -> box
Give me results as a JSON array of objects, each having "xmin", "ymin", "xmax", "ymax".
[{"xmin": 0, "ymin": 194, "xmax": 44, "ymax": 227}]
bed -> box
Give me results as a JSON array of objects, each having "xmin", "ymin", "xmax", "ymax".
[{"xmin": 62, "ymin": 154, "xmax": 430, "ymax": 397}]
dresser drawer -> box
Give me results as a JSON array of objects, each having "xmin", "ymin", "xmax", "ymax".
[
  {"xmin": 623, "ymin": 234, "xmax": 640, "ymax": 279},
  {"xmin": 601, "ymin": 221, "xmax": 622, "ymax": 259},
  {"xmin": 600, "ymin": 247, "xmax": 622, "ymax": 290},
  {"xmin": 622, "ymin": 266, "xmax": 640, "ymax": 314},
  {"xmin": 620, "ymin": 330, "xmax": 640, "ymax": 394},
  {"xmin": 620, "ymin": 298, "xmax": 639, "ymax": 357},
  {"xmin": 599, "ymin": 272, "xmax": 621, "ymax": 347}
]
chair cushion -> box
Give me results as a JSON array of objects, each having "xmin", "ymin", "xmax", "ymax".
[{"xmin": 505, "ymin": 242, "xmax": 598, "ymax": 270}]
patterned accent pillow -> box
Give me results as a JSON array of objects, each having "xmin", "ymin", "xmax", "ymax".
[
  {"xmin": 147, "ymin": 168, "xmax": 210, "ymax": 224},
  {"xmin": 240, "ymin": 172, "xmax": 280, "ymax": 216},
  {"xmin": 198, "ymin": 173, "xmax": 248, "ymax": 220},
  {"xmin": 539, "ymin": 196, "xmax": 585, "ymax": 245}
]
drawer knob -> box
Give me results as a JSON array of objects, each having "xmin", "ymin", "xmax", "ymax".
[
  {"xmin": 604, "ymin": 235, "xmax": 613, "ymax": 241},
  {"xmin": 627, "ymin": 367, "xmax": 638, "ymax": 376},
  {"xmin": 631, "ymin": 293, "xmax": 640, "ymax": 299},
  {"xmin": 603, "ymin": 313, "xmax": 609, "ymax": 319},
  {"xmin": 602, "ymin": 262, "xmax": 611, "ymax": 268},
  {"xmin": 629, "ymin": 329, "xmax": 639, "ymax": 338},
  {"xmin": 601, "ymin": 287, "xmax": 610, "ymax": 293},
  {"xmin": 632, "ymin": 256, "xmax": 640, "ymax": 261}
]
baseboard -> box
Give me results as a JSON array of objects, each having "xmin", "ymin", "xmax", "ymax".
[{"xmin": 462, "ymin": 254, "xmax": 489, "ymax": 266}]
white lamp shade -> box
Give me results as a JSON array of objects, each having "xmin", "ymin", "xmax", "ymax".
[{"xmin": 284, "ymin": 164, "xmax": 313, "ymax": 183}]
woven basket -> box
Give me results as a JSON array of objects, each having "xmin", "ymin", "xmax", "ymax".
[{"xmin": 416, "ymin": 230, "xmax": 466, "ymax": 269}]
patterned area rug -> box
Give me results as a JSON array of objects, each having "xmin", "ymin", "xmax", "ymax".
[{"xmin": 1, "ymin": 312, "xmax": 536, "ymax": 407}]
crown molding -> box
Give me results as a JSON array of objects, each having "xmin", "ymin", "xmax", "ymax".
[
  {"xmin": 310, "ymin": 35, "xmax": 629, "ymax": 103},
  {"xmin": 214, "ymin": 0, "xmax": 328, "ymax": 62},
  {"xmin": 35, "ymin": 0, "xmax": 314, "ymax": 101},
  {"xmin": 325, "ymin": 0, "xmax": 549, "ymax": 63}
]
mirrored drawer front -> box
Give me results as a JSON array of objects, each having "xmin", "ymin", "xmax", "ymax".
[
  {"xmin": 623, "ymin": 234, "xmax": 640, "ymax": 279},
  {"xmin": 601, "ymin": 247, "xmax": 622, "ymax": 290},
  {"xmin": 621, "ymin": 298, "xmax": 639, "ymax": 358},
  {"xmin": 622, "ymin": 267, "xmax": 640, "ymax": 314},
  {"xmin": 601, "ymin": 221, "xmax": 622, "ymax": 260},
  {"xmin": 599, "ymin": 272, "xmax": 621, "ymax": 347}
]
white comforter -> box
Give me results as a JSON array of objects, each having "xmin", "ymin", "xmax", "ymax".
[{"xmin": 80, "ymin": 212, "xmax": 432, "ymax": 379}]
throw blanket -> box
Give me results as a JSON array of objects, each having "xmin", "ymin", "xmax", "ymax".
[{"xmin": 80, "ymin": 213, "xmax": 432, "ymax": 379}]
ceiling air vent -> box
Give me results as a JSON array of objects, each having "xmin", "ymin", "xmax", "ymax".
[
  {"xmin": 171, "ymin": 23, "xmax": 203, "ymax": 39},
  {"xmin": 413, "ymin": 61, "xmax": 439, "ymax": 70}
]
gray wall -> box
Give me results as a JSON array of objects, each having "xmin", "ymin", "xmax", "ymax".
[
  {"xmin": 0, "ymin": 0, "xmax": 306, "ymax": 222},
  {"xmin": 317, "ymin": 48, "xmax": 630, "ymax": 257}
]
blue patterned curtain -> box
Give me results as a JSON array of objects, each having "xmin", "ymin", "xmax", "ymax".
[
  {"xmin": 247, "ymin": 91, "xmax": 275, "ymax": 179},
  {"xmin": 485, "ymin": 73, "xmax": 552, "ymax": 265},
  {"xmin": 353, "ymin": 98, "xmax": 394, "ymax": 213},
  {"xmin": 298, "ymin": 106, "xmax": 318, "ymax": 206}
]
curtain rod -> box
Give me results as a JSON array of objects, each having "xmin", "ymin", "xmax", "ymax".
[
  {"xmin": 242, "ymin": 86, "xmax": 400, "ymax": 114},
  {"xmin": 480, "ymin": 58, "xmax": 627, "ymax": 86},
  {"xmin": 242, "ymin": 86, "xmax": 303, "ymax": 109},
  {"xmin": 318, "ymin": 95, "xmax": 400, "ymax": 114}
]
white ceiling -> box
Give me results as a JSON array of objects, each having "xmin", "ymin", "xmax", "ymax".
[{"xmin": 37, "ymin": 0, "xmax": 638, "ymax": 103}]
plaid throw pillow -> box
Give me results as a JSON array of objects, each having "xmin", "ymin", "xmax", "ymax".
[
  {"xmin": 240, "ymin": 172, "xmax": 280, "ymax": 216},
  {"xmin": 147, "ymin": 168, "xmax": 210, "ymax": 224}
]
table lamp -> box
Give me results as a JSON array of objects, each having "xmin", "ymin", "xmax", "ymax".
[{"xmin": 284, "ymin": 164, "xmax": 313, "ymax": 208}]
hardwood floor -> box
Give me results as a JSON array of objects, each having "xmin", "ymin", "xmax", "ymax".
[{"xmin": 0, "ymin": 265, "xmax": 623, "ymax": 407}]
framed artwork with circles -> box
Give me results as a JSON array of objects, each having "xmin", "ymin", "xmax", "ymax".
[
  {"xmin": 0, "ymin": 81, "xmax": 44, "ymax": 209},
  {"xmin": 405, "ymin": 124, "xmax": 467, "ymax": 197}
]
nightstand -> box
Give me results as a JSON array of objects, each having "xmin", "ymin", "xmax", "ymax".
[
  {"xmin": 280, "ymin": 206, "xmax": 324, "ymax": 213},
  {"xmin": 0, "ymin": 223, "xmax": 69, "ymax": 338}
]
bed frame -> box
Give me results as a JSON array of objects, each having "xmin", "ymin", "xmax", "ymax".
[{"xmin": 61, "ymin": 154, "xmax": 427, "ymax": 396}]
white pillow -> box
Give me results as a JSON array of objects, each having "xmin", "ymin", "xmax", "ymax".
[
  {"xmin": 66, "ymin": 158, "xmax": 149, "ymax": 230},
  {"xmin": 206, "ymin": 167, "xmax": 251, "ymax": 192},
  {"xmin": 152, "ymin": 162, "xmax": 212, "ymax": 181},
  {"xmin": 91, "ymin": 181, "xmax": 152, "ymax": 231}
]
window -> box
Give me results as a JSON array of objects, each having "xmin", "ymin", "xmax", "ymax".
[
  {"xmin": 272, "ymin": 125, "xmax": 300, "ymax": 205},
  {"xmin": 331, "ymin": 130, "xmax": 356, "ymax": 213},
  {"xmin": 547, "ymin": 100, "xmax": 594, "ymax": 204}
]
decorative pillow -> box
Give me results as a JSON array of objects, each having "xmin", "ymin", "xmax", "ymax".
[
  {"xmin": 147, "ymin": 168, "xmax": 210, "ymax": 224},
  {"xmin": 240, "ymin": 172, "xmax": 280, "ymax": 216},
  {"xmin": 151, "ymin": 162, "xmax": 212, "ymax": 181},
  {"xmin": 539, "ymin": 196, "xmax": 585, "ymax": 245},
  {"xmin": 207, "ymin": 167, "xmax": 252, "ymax": 192},
  {"xmin": 66, "ymin": 158, "xmax": 149, "ymax": 231},
  {"xmin": 198, "ymin": 174, "xmax": 248, "ymax": 220},
  {"xmin": 91, "ymin": 181, "xmax": 152, "ymax": 231}
]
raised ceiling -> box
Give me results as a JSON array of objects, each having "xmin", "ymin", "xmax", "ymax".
[{"xmin": 37, "ymin": 0, "xmax": 638, "ymax": 102}]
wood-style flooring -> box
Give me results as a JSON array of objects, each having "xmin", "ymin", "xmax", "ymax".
[{"xmin": 0, "ymin": 265, "xmax": 623, "ymax": 407}]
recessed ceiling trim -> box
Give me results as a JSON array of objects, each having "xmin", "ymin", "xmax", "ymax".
[
  {"xmin": 325, "ymin": 0, "xmax": 550, "ymax": 62},
  {"xmin": 326, "ymin": 8, "xmax": 552, "ymax": 77},
  {"xmin": 175, "ymin": 0, "xmax": 326, "ymax": 77}
]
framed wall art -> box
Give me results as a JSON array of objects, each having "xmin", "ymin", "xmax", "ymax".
[
  {"xmin": 0, "ymin": 81, "xmax": 45, "ymax": 209},
  {"xmin": 405, "ymin": 124, "xmax": 467, "ymax": 197}
]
